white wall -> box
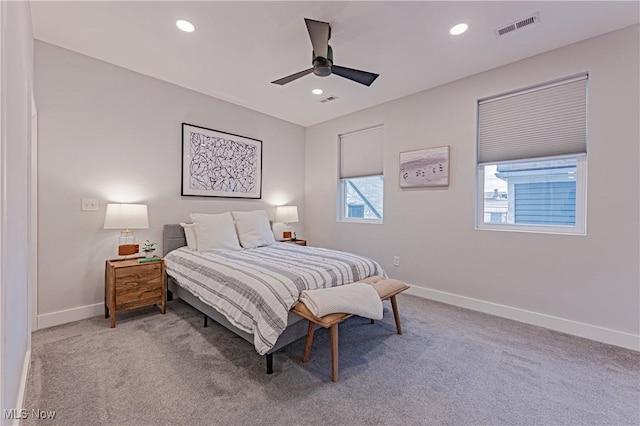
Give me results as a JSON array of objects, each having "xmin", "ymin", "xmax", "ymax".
[
  {"xmin": 34, "ymin": 42, "xmax": 305, "ymax": 327},
  {"xmin": 305, "ymin": 25, "xmax": 640, "ymax": 349},
  {"xmin": 1, "ymin": 0, "xmax": 34, "ymax": 420}
]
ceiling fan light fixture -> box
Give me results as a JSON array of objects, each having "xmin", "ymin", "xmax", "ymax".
[
  {"xmin": 176, "ymin": 19, "xmax": 195, "ymax": 33},
  {"xmin": 312, "ymin": 88, "xmax": 323, "ymax": 95},
  {"xmin": 450, "ymin": 23, "xmax": 468, "ymax": 36},
  {"xmin": 313, "ymin": 67, "xmax": 331, "ymax": 77}
]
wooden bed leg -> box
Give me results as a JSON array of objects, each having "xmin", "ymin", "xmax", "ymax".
[
  {"xmin": 203, "ymin": 314, "xmax": 208, "ymax": 328},
  {"xmin": 303, "ymin": 321, "xmax": 315, "ymax": 363},
  {"xmin": 330, "ymin": 325, "xmax": 339, "ymax": 382},
  {"xmin": 390, "ymin": 295, "xmax": 402, "ymax": 335},
  {"xmin": 266, "ymin": 353, "xmax": 273, "ymax": 374},
  {"xmin": 166, "ymin": 289, "xmax": 173, "ymax": 301}
]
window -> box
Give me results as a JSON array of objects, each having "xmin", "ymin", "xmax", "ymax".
[
  {"xmin": 342, "ymin": 176, "xmax": 384, "ymax": 220},
  {"xmin": 476, "ymin": 74, "xmax": 588, "ymax": 234},
  {"xmin": 339, "ymin": 126, "xmax": 383, "ymax": 222}
]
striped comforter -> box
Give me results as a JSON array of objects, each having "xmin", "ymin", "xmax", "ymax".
[{"xmin": 164, "ymin": 243, "xmax": 386, "ymax": 355}]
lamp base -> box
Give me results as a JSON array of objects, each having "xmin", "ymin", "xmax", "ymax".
[
  {"xmin": 118, "ymin": 244, "xmax": 139, "ymax": 256},
  {"xmin": 119, "ymin": 229, "xmax": 135, "ymax": 245}
]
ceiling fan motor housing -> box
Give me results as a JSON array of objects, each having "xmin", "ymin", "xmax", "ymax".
[{"xmin": 313, "ymin": 45, "xmax": 333, "ymax": 77}]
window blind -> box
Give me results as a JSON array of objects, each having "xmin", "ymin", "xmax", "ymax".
[
  {"xmin": 477, "ymin": 74, "xmax": 588, "ymax": 164},
  {"xmin": 340, "ymin": 126, "xmax": 383, "ymax": 179}
]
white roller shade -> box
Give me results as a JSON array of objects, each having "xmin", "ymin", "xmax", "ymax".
[
  {"xmin": 478, "ymin": 74, "xmax": 587, "ymax": 164},
  {"xmin": 340, "ymin": 126, "xmax": 383, "ymax": 179}
]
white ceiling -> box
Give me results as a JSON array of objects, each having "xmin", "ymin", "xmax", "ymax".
[{"xmin": 30, "ymin": 1, "xmax": 639, "ymax": 127}]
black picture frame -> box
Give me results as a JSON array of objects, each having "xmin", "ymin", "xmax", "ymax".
[{"xmin": 181, "ymin": 123, "xmax": 263, "ymax": 199}]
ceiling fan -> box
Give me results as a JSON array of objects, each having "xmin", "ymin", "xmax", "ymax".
[{"xmin": 271, "ymin": 18, "xmax": 379, "ymax": 87}]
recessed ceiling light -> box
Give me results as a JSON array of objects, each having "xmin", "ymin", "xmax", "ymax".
[
  {"xmin": 312, "ymin": 88, "xmax": 323, "ymax": 95},
  {"xmin": 176, "ymin": 19, "xmax": 195, "ymax": 33},
  {"xmin": 450, "ymin": 23, "xmax": 468, "ymax": 36}
]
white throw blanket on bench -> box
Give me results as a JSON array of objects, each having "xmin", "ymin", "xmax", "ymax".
[{"xmin": 299, "ymin": 283, "xmax": 383, "ymax": 320}]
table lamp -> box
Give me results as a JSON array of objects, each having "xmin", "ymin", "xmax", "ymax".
[
  {"xmin": 104, "ymin": 203, "xmax": 149, "ymax": 255},
  {"xmin": 275, "ymin": 205, "xmax": 299, "ymax": 240}
]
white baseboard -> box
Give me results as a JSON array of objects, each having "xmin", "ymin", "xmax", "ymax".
[
  {"xmin": 37, "ymin": 303, "xmax": 103, "ymax": 330},
  {"xmin": 405, "ymin": 285, "xmax": 640, "ymax": 352},
  {"xmin": 13, "ymin": 349, "xmax": 31, "ymax": 426}
]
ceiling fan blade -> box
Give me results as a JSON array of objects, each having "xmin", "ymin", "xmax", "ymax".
[
  {"xmin": 271, "ymin": 68, "xmax": 314, "ymax": 85},
  {"xmin": 304, "ymin": 18, "xmax": 330, "ymax": 59},
  {"xmin": 331, "ymin": 65, "xmax": 379, "ymax": 86}
]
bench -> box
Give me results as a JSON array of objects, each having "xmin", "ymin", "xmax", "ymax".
[{"xmin": 292, "ymin": 277, "xmax": 409, "ymax": 382}]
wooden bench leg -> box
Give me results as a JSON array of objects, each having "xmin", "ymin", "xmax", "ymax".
[
  {"xmin": 390, "ymin": 295, "xmax": 402, "ymax": 335},
  {"xmin": 330, "ymin": 324, "xmax": 339, "ymax": 382},
  {"xmin": 303, "ymin": 320, "xmax": 315, "ymax": 363}
]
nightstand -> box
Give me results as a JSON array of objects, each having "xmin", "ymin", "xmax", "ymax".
[
  {"xmin": 104, "ymin": 258, "xmax": 166, "ymax": 328},
  {"xmin": 284, "ymin": 239, "xmax": 307, "ymax": 246}
]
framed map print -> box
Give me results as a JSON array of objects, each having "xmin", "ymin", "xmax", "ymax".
[{"xmin": 181, "ymin": 123, "xmax": 262, "ymax": 198}]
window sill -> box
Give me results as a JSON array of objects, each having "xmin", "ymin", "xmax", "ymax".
[
  {"xmin": 475, "ymin": 223, "xmax": 586, "ymax": 236},
  {"xmin": 338, "ymin": 218, "xmax": 383, "ymax": 225}
]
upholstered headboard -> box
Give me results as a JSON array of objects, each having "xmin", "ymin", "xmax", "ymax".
[{"xmin": 163, "ymin": 224, "xmax": 186, "ymax": 256}]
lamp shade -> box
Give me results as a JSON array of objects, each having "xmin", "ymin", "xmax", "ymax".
[
  {"xmin": 104, "ymin": 204, "xmax": 149, "ymax": 230},
  {"xmin": 275, "ymin": 205, "xmax": 299, "ymax": 223}
]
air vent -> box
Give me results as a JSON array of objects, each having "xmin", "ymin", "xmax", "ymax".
[
  {"xmin": 494, "ymin": 12, "xmax": 540, "ymax": 38},
  {"xmin": 320, "ymin": 95, "xmax": 339, "ymax": 103}
]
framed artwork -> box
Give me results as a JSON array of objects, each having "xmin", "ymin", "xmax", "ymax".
[
  {"xmin": 399, "ymin": 145, "xmax": 450, "ymax": 188},
  {"xmin": 181, "ymin": 123, "xmax": 262, "ymax": 198}
]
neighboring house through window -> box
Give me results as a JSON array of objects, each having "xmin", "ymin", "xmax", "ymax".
[
  {"xmin": 476, "ymin": 74, "xmax": 588, "ymax": 234},
  {"xmin": 339, "ymin": 126, "xmax": 384, "ymax": 222},
  {"xmin": 347, "ymin": 204, "xmax": 365, "ymax": 218}
]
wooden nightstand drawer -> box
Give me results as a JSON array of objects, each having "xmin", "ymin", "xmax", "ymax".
[
  {"xmin": 115, "ymin": 263, "xmax": 162, "ymax": 287},
  {"xmin": 105, "ymin": 258, "xmax": 166, "ymax": 328},
  {"xmin": 115, "ymin": 278, "xmax": 163, "ymax": 310}
]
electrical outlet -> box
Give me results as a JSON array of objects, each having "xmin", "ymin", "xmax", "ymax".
[
  {"xmin": 81, "ymin": 198, "xmax": 99, "ymax": 212},
  {"xmin": 393, "ymin": 256, "xmax": 400, "ymax": 267}
]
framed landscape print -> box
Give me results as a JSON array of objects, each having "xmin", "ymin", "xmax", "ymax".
[
  {"xmin": 399, "ymin": 145, "xmax": 450, "ymax": 188},
  {"xmin": 181, "ymin": 123, "xmax": 262, "ymax": 198}
]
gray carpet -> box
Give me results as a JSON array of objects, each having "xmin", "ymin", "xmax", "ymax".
[{"xmin": 23, "ymin": 295, "xmax": 639, "ymax": 425}]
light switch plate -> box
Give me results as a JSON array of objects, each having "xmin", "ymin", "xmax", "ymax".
[{"xmin": 81, "ymin": 198, "xmax": 98, "ymax": 211}]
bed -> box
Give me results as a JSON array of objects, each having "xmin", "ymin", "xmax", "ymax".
[{"xmin": 163, "ymin": 224, "xmax": 385, "ymax": 373}]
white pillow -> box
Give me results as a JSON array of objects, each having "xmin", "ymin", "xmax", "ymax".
[
  {"xmin": 180, "ymin": 223, "xmax": 197, "ymax": 251},
  {"xmin": 189, "ymin": 212, "xmax": 241, "ymax": 251},
  {"xmin": 231, "ymin": 210, "xmax": 276, "ymax": 249}
]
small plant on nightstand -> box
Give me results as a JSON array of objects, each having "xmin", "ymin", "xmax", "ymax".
[{"xmin": 142, "ymin": 240, "xmax": 157, "ymax": 258}]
